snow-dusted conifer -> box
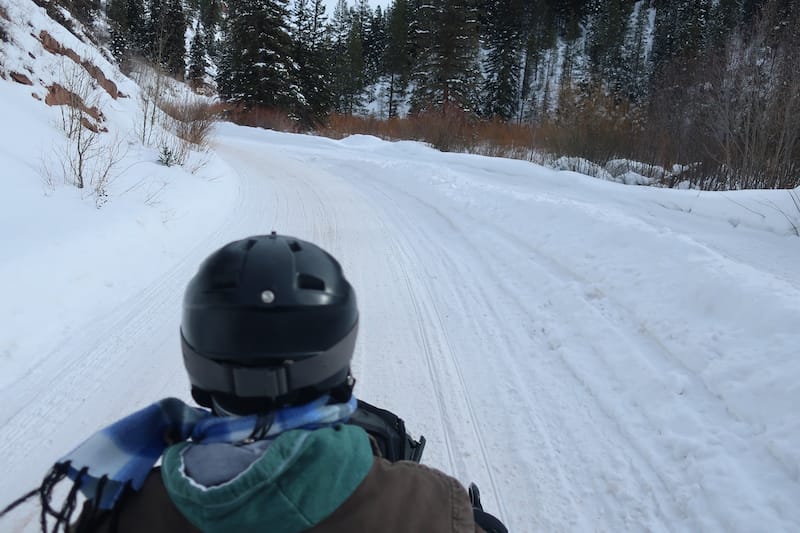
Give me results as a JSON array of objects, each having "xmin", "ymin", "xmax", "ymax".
[
  {"xmin": 291, "ymin": 0, "xmax": 333, "ymax": 123},
  {"xmin": 481, "ymin": 0, "xmax": 525, "ymax": 120},
  {"xmin": 410, "ymin": 0, "xmax": 482, "ymax": 115},
  {"xmin": 217, "ymin": 0, "xmax": 303, "ymax": 110},
  {"xmin": 188, "ymin": 22, "xmax": 207, "ymax": 86},
  {"xmin": 384, "ymin": 0, "xmax": 413, "ymax": 117},
  {"xmin": 329, "ymin": 0, "xmax": 365, "ymax": 114}
]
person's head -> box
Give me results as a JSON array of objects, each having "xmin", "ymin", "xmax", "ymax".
[{"xmin": 180, "ymin": 233, "xmax": 358, "ymax": 416}]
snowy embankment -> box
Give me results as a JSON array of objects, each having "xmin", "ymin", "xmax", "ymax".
[{"xmin": 1, "ymin": 7, "xmax": 799, "ymax": 527}]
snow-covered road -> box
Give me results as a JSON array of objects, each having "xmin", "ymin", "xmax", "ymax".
[{"xmin": 2, "ymin": 124, "xmax": 799, "ymax": 532}]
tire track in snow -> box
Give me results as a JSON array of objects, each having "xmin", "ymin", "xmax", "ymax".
[
  {"xmin": 425, "ymin": 283, "xmax": 508, "ymax": 521},
  {"xmin": 389, "ymin": 237, "xmax": 459, "ymax": 476},
  {"xmin": 342, "ymin": 162, "xmax": 677, "ymax": 531},
  {"xmin": 212, "ymin": 144, "xmax": 464, "ymax": 479},
  {"xmin": 339, "ymin": 172, "xmax": 579, "ymax": 528},
  {"xmin": 374, "ymin": 203, "xmax": 508, "ymax": 521},
  {"xmin": 416, "ymin": 160, "xmax": 800, "ymax": 527},
  {"xmin": 227, "ymin": 147, "xmax": 473, "ymax": 484}
]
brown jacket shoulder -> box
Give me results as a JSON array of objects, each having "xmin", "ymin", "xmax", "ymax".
[{"xmin": 74, "ymin": 459, "xmax": 482, "ymax": 533}]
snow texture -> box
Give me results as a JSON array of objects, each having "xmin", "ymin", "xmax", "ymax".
[{"xmin": 1, "ymin": 1, "xmax": 800, "ymax": 532}]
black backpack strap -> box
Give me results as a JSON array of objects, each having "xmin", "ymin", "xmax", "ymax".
[{"xmin": 347, "ymin": 400, "xmax": 426, "ymax": 463}]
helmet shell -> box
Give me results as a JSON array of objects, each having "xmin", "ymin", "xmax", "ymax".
[{"xmin": 181, "ymin": 234, "xmax": 358, "ymax": 404}]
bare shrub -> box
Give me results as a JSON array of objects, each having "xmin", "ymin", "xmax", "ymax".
[
  {"xmin": 51, "ymin": 62, "xmax": 101, "ymax": 189},
  {"xmin": 129, "ymin": 60, "xmax": 167, "ymax": 146},
  {"xmin": 320, "ymin": 109, "xmax": 481, "ymax": 153},
  {"xmin": 129, "ymin": 59, "xmax": 218, "ymax": 169},
  {"xmin": 780, "ymin": 189, "xmax": 800, "ymax": 236},
  {"xmin": 541, "ymin": 81, "xmax": 649, "ymax": 167},
  {"xmin": 225, "ymin": 105, "xmax": 301, "ymax": 132},
  {"xmin": 695, "ymin": 4, "xmax": 800, "ymax": 190},
  {"xmin": 53, "ymin": 130, "xmax": 125, "ymax": 205},
  {"xmin": 410, "ymin": 107, "xmax": 475, "ymax": 152},
  {"xmin": 322, "ymin": 114, "xmax": 379, "ymax": 139},
  {"xmin": 49, "ymin": 62, "xmax": 102, "ymax": 141},
  {"xmin": 469, "ymin": 120, "xmax": 536, "ymax": 160},
  {"xmin": 160, "ymin": 98, "xmax": 222, "ymax": 147},
  {"xmin": 46, "ymin": 61, "xmax": 125, "ymax": 205}
]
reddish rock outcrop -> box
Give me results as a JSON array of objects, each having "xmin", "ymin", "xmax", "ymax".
[
  {"xmin": 45, "ymin": 83, "xmax": 104, "ymax": 124},
  {"xmin": 10, "ymin": 72, "xmax": 33, "ymax": 85},
  {"xmin": 39, "ymin": 30, "xmax": 80, "ymax": 63},
  {"xmin": 38, "ymin": 31, "xmax": 119, "ymax": 99},
  {"xmin": 81, "ymin": 61, "xmax": 120, "ymax": 99}
]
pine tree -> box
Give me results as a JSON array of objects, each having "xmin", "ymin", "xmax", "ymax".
[
  {"xmin": 407, "ymin": 0, "xmax": 437, "ymax": 111},
  {"xmin": 188, "ymin": 23, "xmax": 207, "ymax": 87},
  {"xmin": 481, "ymin": 0, "xmax": 525, "ymax": 120},
  {"xmin": 585, "ymin": 0, "xmax": 634, "ymax": 94},
  {"xmin": 291, "ymin": 0, "xmax": 333, "ymax": 123},
  {"xmin": 683, "ymin": 0, "xmax": 712, "ymax": 57},
  {"xmin": 384, "ymin": 0, "xmax": 413, "ymax": 117},
  {"xmin": 107, "ymin": 0, "xmax": 130, "ymax": 59},
  {"xmin": 199, "ymin": 0, "xmax": 221, "ymax": 56},
  {"xmin": 709, "ymin": 0, "xmax": 742, "ymax": 48},
  {"xmin": 518, "ymin": 0, "xmax": 558, "ymax": 122},
  {"xmin": 742, "ymin": 0, "xmax": 768, "ymax": 23},
  {"xmin": 619, "ymin": 1, "xmax": 652, "ymax": 101},
  {"xmin": 364, "ymin": 5, "xmax": 388, "ymax": 83},
  {"xmin": 329, "ymin": 0, "xmax": 366, "ymax": 114},
  {"xmin": 144, "ymin": 0, "xmax": 166, "ymax": 62},
  {"xmin": 547, "ymin": 0, "xmax": 590, "ymax": 40},
  {"xmin": 217, "ymin": 0, "xmax": 303, "ymax": 110},
  {"xmin": 127, "ymin": 0, "xmax": 146, "ymax": 51},
  {"xmin": 410, "ymin": 0, "xmax": 482, "ymax": 115},
  {"xmin": 163, "ymin": 0, "xmax": 187, "ymax": 77},
  {"xmin": 652, "ymin": 0, "xmax": 712, "ymax": 68},
  {"xmin": 199, "ymin": 0, "xmax": 221, "ymax": 29},
  {"xmin": 106, "ymin": 0, "xmax": 145, "ymax": 59}
]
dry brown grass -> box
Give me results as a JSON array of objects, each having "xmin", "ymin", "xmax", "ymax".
[
  {"xmin": 320, "ymin": 110, "xmax": 525, "ymax": 154},
  {"xmin": 319, "ymin": 112, "xmax": 562, "ymax": 164},
  {"xmin": 224, "ymin": 105, "xmax": 301, "ymax": 133},
  {"xmin": 159, "ymin": 99, "xmax": 223, "ymax": 147}
]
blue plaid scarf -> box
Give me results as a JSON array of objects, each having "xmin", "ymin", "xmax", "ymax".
[{"xmin": 56, "ymin": 394, "xmax": 357, "ymax": 510}]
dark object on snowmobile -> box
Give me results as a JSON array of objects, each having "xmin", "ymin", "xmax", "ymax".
[
  {"xmin": 469, "ymin": 482, "xmax": 482, "ymax": 509},
  {"xmin": 469, "ymin": 482, "xmax": 508, "ymax": 533},
  {"xmin": 348, "ymin": 399, "xmax": 426, "ymax": 463}
]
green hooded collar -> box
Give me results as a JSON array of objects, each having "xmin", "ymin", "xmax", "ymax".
[{"xmin": 161, "ymin": 424, "xmax": 373, "ymax": 533}]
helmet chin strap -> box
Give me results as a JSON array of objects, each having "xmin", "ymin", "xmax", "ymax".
[
  {"xmin": 209, "ymin": 371, "xmax": 357, "ymax": 417},
  {"xmin": 211, "ymin": 396, "xmax": 243, "ymax": 417}
]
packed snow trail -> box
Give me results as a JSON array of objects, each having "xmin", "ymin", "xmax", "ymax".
[
  {"xmin": 210, "ymin": 126, "xmax": 800, "ymax": 532},
  {"xmin": 1, "ymin": 124, "xmax": 798, "ymax": 532}
]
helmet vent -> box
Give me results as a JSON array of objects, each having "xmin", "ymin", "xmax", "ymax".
[
  {"xmin": 297, "ymin": 273, "xmax": 325, "ymax": 291},
  {"xmin": 289, "ymin": 241, "xmax": 302, "ymax": 252},
  {"xmin": 244, "ymin": 239, "xmax": 258, "ymax": 250}
]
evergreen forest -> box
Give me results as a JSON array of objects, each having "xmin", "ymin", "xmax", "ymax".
[{"xmin": 90, "ymin": 0, "xmax": 800, "ymax": 188}]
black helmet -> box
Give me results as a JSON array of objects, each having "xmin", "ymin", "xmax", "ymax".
[{"xmin": 181, "ymin": 233, "xmax": 358, "ymax": 412}]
